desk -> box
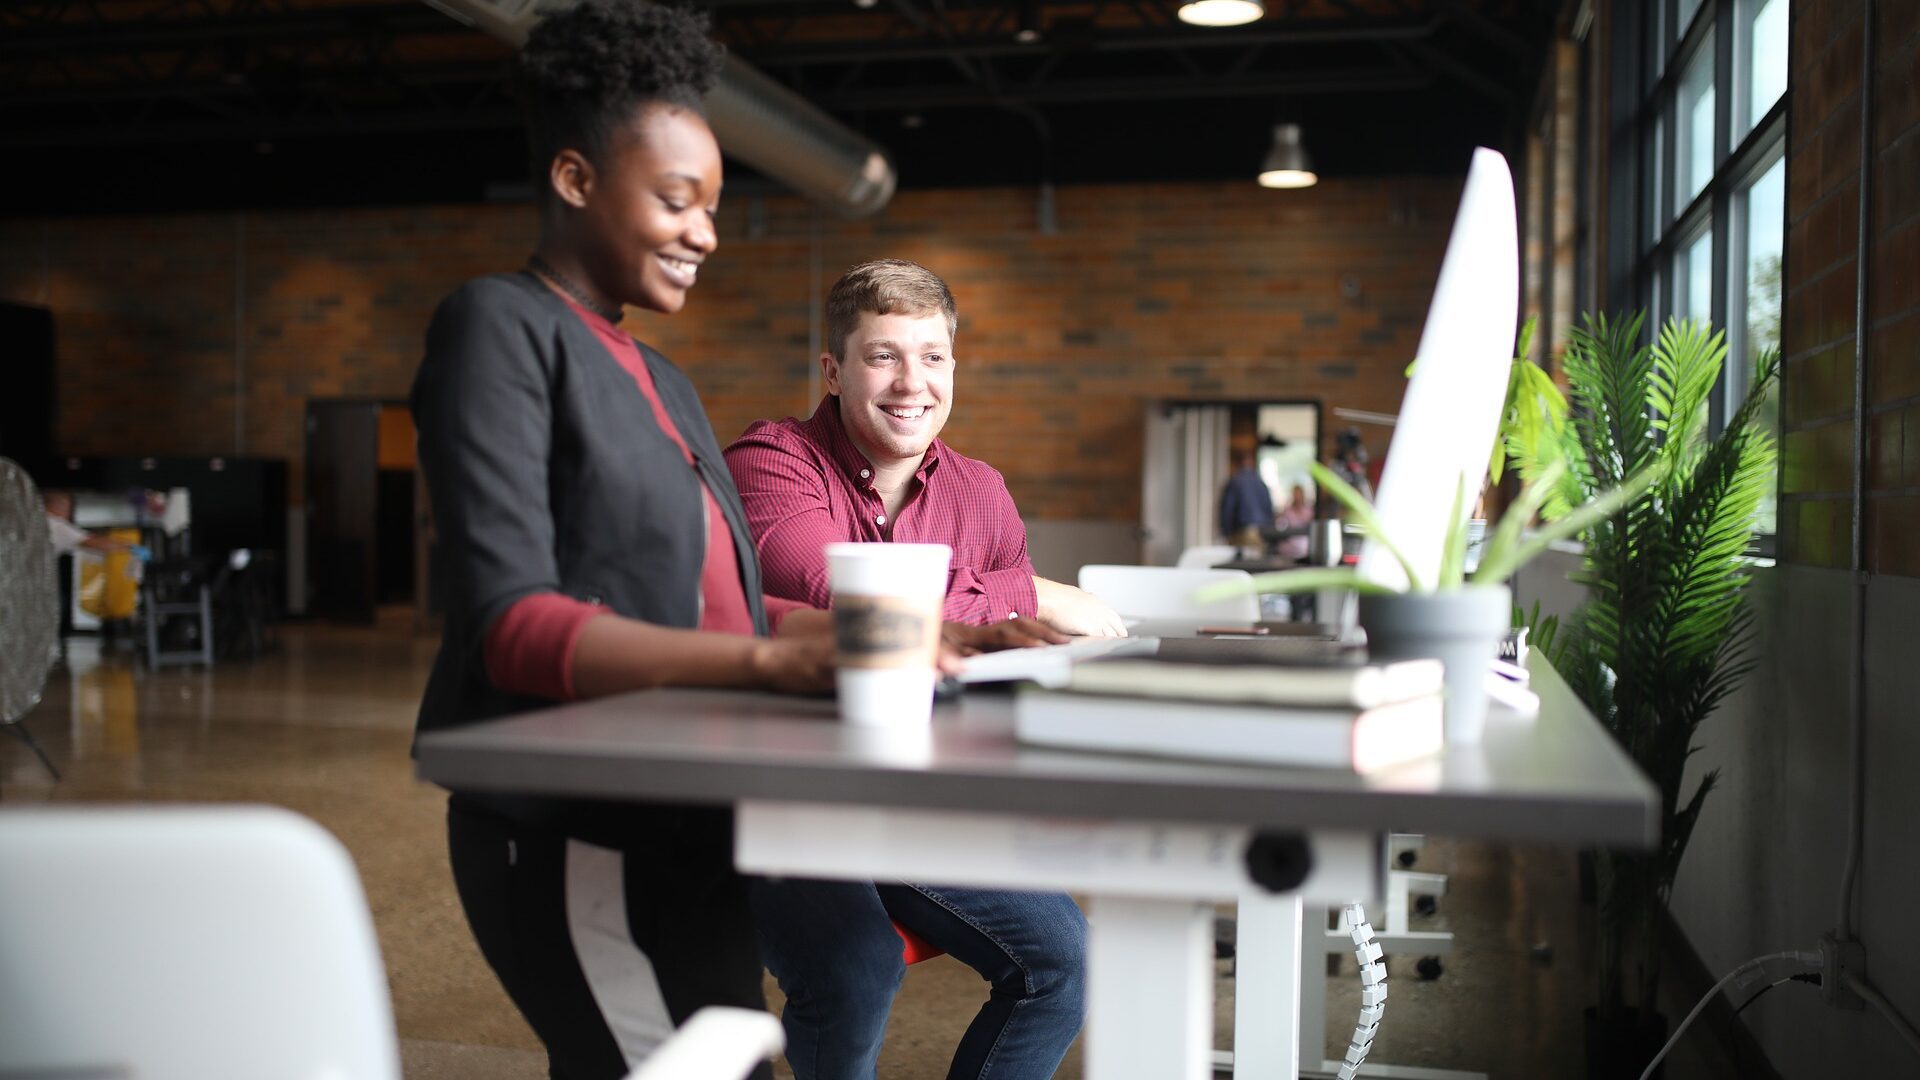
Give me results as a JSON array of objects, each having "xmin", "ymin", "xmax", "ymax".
[{"xmin": 418, "ymin": 656, "xmax": 1656, "ymax": 1080}]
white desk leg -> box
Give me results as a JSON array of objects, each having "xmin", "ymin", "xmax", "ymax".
[
  {"xmin": 1086, "ymin": 896, "xmax": 1214, "ymax": 1080},
  {"xmin": 1233, "ymin": 893, "xmax": 1303, "ymax": 1080}
]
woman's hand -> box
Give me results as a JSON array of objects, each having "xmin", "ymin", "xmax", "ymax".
[
  {"xmin": 748, "ymin": 635, "xmax": 838, "ymax": 695},
  {"xmin": 941, "ymin": 617, "xmax": 1071, "ymax": 657}
]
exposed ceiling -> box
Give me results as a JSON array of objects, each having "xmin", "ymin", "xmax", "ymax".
[{"xmin": 0, "ymin": 0, "xmax": 1555, "ymax": 214}]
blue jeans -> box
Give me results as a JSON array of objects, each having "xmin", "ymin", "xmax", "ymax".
[{"xmin": 749, "ymin": 878, "xmax": 1086, "ymax": 1080}]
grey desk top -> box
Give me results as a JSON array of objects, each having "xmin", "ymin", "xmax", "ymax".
[{"xmin": 417, "ymin": 655, "xmax": 1658, "ymax": 850}]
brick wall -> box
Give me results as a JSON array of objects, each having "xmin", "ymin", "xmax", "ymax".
[
  {"xmin": 0, "ymin": 176, "xmax": 1459, "ymax": 521},
  {"xmin": 1779, "ymin": 0, "xmax": 1920, "ymax": 574}
]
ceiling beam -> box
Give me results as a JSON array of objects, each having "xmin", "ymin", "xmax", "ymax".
[
  {"xmin": 811, "ymin": 67, "xmax": 1430, "ymax": 109},
  {"xmin": 732, "ymin": 17, "xmax": 1440, "ymax": 66}
]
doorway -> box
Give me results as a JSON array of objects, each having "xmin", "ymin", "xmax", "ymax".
[
  {"xmin": 306, "ymin": 399, "xmax": 415, "ymax": 623},
  {"xmin": 1139, "ymin": 400, "xmax": 1321, "ymax": 566}
]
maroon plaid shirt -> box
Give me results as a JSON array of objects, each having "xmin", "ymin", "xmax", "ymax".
[{"xmin": 724, "ymin": 396, "xmax": 1039, "ymax": 625}]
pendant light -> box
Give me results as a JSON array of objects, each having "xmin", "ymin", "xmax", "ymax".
[
  {"xmin": 1258, "ymin": 123, "xmax": 1318, "ymax": 189},
  {"xmin": 1177, "ymin": 0, "xmax": 1263, "ymax": 27}
]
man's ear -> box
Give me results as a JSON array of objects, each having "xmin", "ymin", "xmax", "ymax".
[
  {"xmin": 548, "ymin": 148, "xmax": 595, "ymax": 210},
  {"xmin": 819, "ymin": 352, "xmax": 841, "ymax": 396}
]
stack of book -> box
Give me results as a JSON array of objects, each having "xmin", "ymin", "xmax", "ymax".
[{"xmin": 1013, "ymin": 654, "xmax": 1446, "ymax": 774}]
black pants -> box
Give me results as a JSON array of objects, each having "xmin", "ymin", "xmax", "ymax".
[{"xmin": 447, "ymin": 796, "xmax": 773, "ymax": 1080}]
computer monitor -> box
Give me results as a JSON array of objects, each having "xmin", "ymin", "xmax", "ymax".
[{"xmin": 1356, "ymin": 147, "xmax": 1520, "ymax": 593}]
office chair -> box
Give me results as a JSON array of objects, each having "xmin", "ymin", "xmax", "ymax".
[
  {"xmin": 1077, "ymin": 564, "xmax": 1259, "ymax": 622},
  {"xmin": 0, "ymin": 456, "xmax": 62, "ymax": 780},
  {"xmin": 1174, "ymin": 544, "xmax": 1239, "ymax": 570},
  {"xmin": 0, "ymin": 805, "xmax": 783, "ymax": 1080}
]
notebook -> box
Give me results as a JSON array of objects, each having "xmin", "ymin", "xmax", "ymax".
[
  {"xmin": 1060, "ymin": 654, "xmax": 1443, "ymax": 710},
  {"xmin": 1014, "ymin": 688, "xmax": 1442, "ymax": 774}
]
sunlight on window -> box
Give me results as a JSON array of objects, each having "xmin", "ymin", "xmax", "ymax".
[
  {"xmin": 1745, "ymin": 0, "xmax": 1787, "ymax": 133},
  {"xmin": 1685, "ymin": 230, "xmax": 1713, "ymax": 326},
  {"xmin": 1678, "ymin": 46, "xmax": 1716, "ymax": 213},
  {"xmin": 1740, "ymin": 157, "xmax": 1785, "ymax": 535}
]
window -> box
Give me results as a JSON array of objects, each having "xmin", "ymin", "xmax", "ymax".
[
  {"xmin": 1620, "ymin": 0, "xmax": 1787, "ymax": 540},
  {"xmin": 1676, "ymin": 45, "xmax": 1716, "ymax": 216},
  {"xmin": 1678, "ymin": 0, "xmax": 1708, "ymax": 35},
  {"xmin": 1678, "ymin": 228, "xmax": 1714, "ymax": 325},
  {"xmin": 1732, "ymin": 153, "xmax": 1785, "ymax": 533},
  {"xmin": 1738, "ymin": 0, "xmax": 1787, "ymax": 139}
]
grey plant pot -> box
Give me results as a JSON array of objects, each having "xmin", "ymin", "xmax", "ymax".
[{"xmin": 1358, "ymin": 584, "xmax": 1511, "ymax": 747}]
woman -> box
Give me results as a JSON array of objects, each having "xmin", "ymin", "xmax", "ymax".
[{"xmin": 410, "ymin": 6, "xmax": 1055, "ymax": 1078}]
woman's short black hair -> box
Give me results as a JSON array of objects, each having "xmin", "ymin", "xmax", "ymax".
[{"xmin": 516, "ymin": 1, "xmax": 725, "ymax": 184}]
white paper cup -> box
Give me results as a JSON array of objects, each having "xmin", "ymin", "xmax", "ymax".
[{"xmin": 827, "ymin": 542, "xmax": 951, "ymax": 731}]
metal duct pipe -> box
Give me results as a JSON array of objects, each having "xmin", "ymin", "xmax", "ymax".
[{"xmin": 421, "ymin": 0, "xmax": 896, "ymax": 216}]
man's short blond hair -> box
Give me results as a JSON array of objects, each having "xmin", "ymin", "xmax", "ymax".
[{"xmin": 823, "ymin": 259, "xmax": 957, "ymax": 362}]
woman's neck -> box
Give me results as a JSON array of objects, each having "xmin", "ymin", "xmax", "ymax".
[{"xmin": 528, "ymin": 247, "xmax": 623, "ymax": 322}]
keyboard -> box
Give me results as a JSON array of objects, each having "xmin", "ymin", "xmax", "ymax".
[{"xmin": 956, "ymin": 636, "xmax": 1161, "ymax": 688}]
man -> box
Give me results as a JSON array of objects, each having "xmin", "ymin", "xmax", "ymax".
[
  {"xmin": 1218, "ymin": 446, "xmax": 1275, "ymax": 551},
  {"xmin": 725, "ymin": 258, "xmax": 1123, "ymax": 636},
  {"xmin": 723, "ymin": 259, "xmax": 1101, "ymax": 1080},
  {"xmin": 44, "ymin": 490, "xmax": 149, "ymax": 560}
]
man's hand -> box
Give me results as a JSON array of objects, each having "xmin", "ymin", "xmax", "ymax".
[
  {"xmin": 942, "ymin": 616, "xmax": 1070, "ymax": 657},
  {"xmin": 1033, "ymin": 577, "xmax": 1128, "ymax": 637}
]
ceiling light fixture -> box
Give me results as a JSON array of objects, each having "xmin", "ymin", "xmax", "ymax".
[
  {"xmin": 1258, "ymin": 123, "xmax": 1318, "ymax": 189},
  {"xmin": 1177, "ymin": 0, "xmax": 1263, "ymax": 28},
  {"xmin": 1014, "ymin": 0, "xmax": 1042, "ymax": 42}
]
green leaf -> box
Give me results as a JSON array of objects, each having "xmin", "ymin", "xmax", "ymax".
[
  {"xmin": 1473, "ymin": 458, "xmax": 1568, "ymax": 587},
  {"xmin": 1308, "ymin": 460, "xmax": 1426, "ymax": 592},
  {"xmin": 1191, "ymin": 567, "xmax": 1392, "ymax": 602},
  {"xmin": 1493, "ymin": 316, "xmax": 1571, "ymax": 490},
  {"xmin": 1438, "ymin": 474, "xmax": 1471, "ymax": 590},
  {"xmin": 1471, "ymin": 464, "xmax": 1660, "ymax": 585}
]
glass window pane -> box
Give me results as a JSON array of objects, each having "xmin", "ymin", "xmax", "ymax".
[
  {"xmin": 1653, "ymin": 0, "xmax": 1671, "ymax": 77},
  {"xmin": 1734, "ymin": 156, "xmax": 1784, "ymax": 535},
  {"xmin": 1679, "ymin": 229, "xmax": 1714, "ymax": 327},
  {"xmin": 1743, "ymin": 0, "xmax": 1787, "ymax": 133},
  {"xmin": 1679, "ymin": 0, "xmax": 1706, "ymax": 36},
  {"xmin": 1677, "ymin": 43, "xmax": 1716, "ymax": 215},
  {"xmin": 1646, "ymin": 114, "xmax": 1666, "ymax": 248},
  {"xmin": 1743, "ymin": 158, "xmax": 1785, "ymax": 357}
]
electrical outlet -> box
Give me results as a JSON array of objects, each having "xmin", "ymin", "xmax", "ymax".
[{"xmin": 1820, "ymin": 932, "xmax": 1865, "ymax": 1010}]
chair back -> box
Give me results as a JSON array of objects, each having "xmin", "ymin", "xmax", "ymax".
[
  {"xmin": 0, "ymin": 805, "xmax": 401, "ymax": 1080},
  {"xmin": 1174, "ymin": 544, "xmax": 1239, "ymax": 570},
  {"xmin": 627, "ymin": 1007, "xmax": 785, "ymax": 1080},
  {"xmin": 1076, "ymin": 565, "xmax": 1260, "ymax": 622},
  {"xmin": 0, "ymin": 457, "xmax": 56, "ymax": 724}
]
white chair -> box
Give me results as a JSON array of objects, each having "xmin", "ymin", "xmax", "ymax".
[
  {"xmin": 0, "ymin": 805, "xmax": 782, "ymax": 1080},
  {"xmin": 630, "ymin": 1007, "xmax": 783, "ymax": 1080},
  {"xmin": 1077, "ymin": 564, "xmax": 1260, "ymax": 622},
  {"xmin": 1174, "ymin": 544, "xmax": 1238, "ymax": 569}
]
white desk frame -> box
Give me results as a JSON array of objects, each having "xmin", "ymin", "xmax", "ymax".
[{"xmin": 737, "ymin": 802, "xmax": 1374, "ymax": 1080}]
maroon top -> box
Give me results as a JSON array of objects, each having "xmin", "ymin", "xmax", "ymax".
[
  {"xmin": 724, "ymin": 396, "xmax": 1039, "ymax": 625},
  {"xmin": 484, "ymin": 293, "xmax": 803, "ymax": 702}
]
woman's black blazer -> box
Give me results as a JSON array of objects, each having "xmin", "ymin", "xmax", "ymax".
[{"xmin": 410, "ymin": 272, "xmax": 771, "ymax": 753}]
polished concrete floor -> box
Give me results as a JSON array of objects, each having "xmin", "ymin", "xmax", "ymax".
[{"xmin": 1, "ymin": 613, "xmax": 1750, "ymax": 1079}]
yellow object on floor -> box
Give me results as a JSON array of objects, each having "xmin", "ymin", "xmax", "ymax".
[{"xmin": 77, "ymin": 528, "xmax": 142, "ymax": 620}]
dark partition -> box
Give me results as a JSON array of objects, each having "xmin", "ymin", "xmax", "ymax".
[{"xmin": 0, "ymin": 302, "xmax": 56, "ymax": 481}]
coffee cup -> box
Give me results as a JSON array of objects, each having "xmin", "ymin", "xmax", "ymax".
[{"xmin": 826, "ymin": 542, "xmax": 951, "ymax": 731}]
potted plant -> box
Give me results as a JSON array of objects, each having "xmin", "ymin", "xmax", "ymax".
[
  {"xmin": 1198, "ymin": 316, "xmax": 1657, "ymax": 746},
  {"xmin": 1521, "ymin": 313, "xmax": 1779, "ymax": 1078}
]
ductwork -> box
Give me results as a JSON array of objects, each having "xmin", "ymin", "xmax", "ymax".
[{"xmin": 421, "ymin": 0, "xmax": 896, "ymax": 217}]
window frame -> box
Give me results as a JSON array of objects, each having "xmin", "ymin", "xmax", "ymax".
[{"xmin": 1610, "ymin": 0, "xmax": 1787, "ymax": 541}]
